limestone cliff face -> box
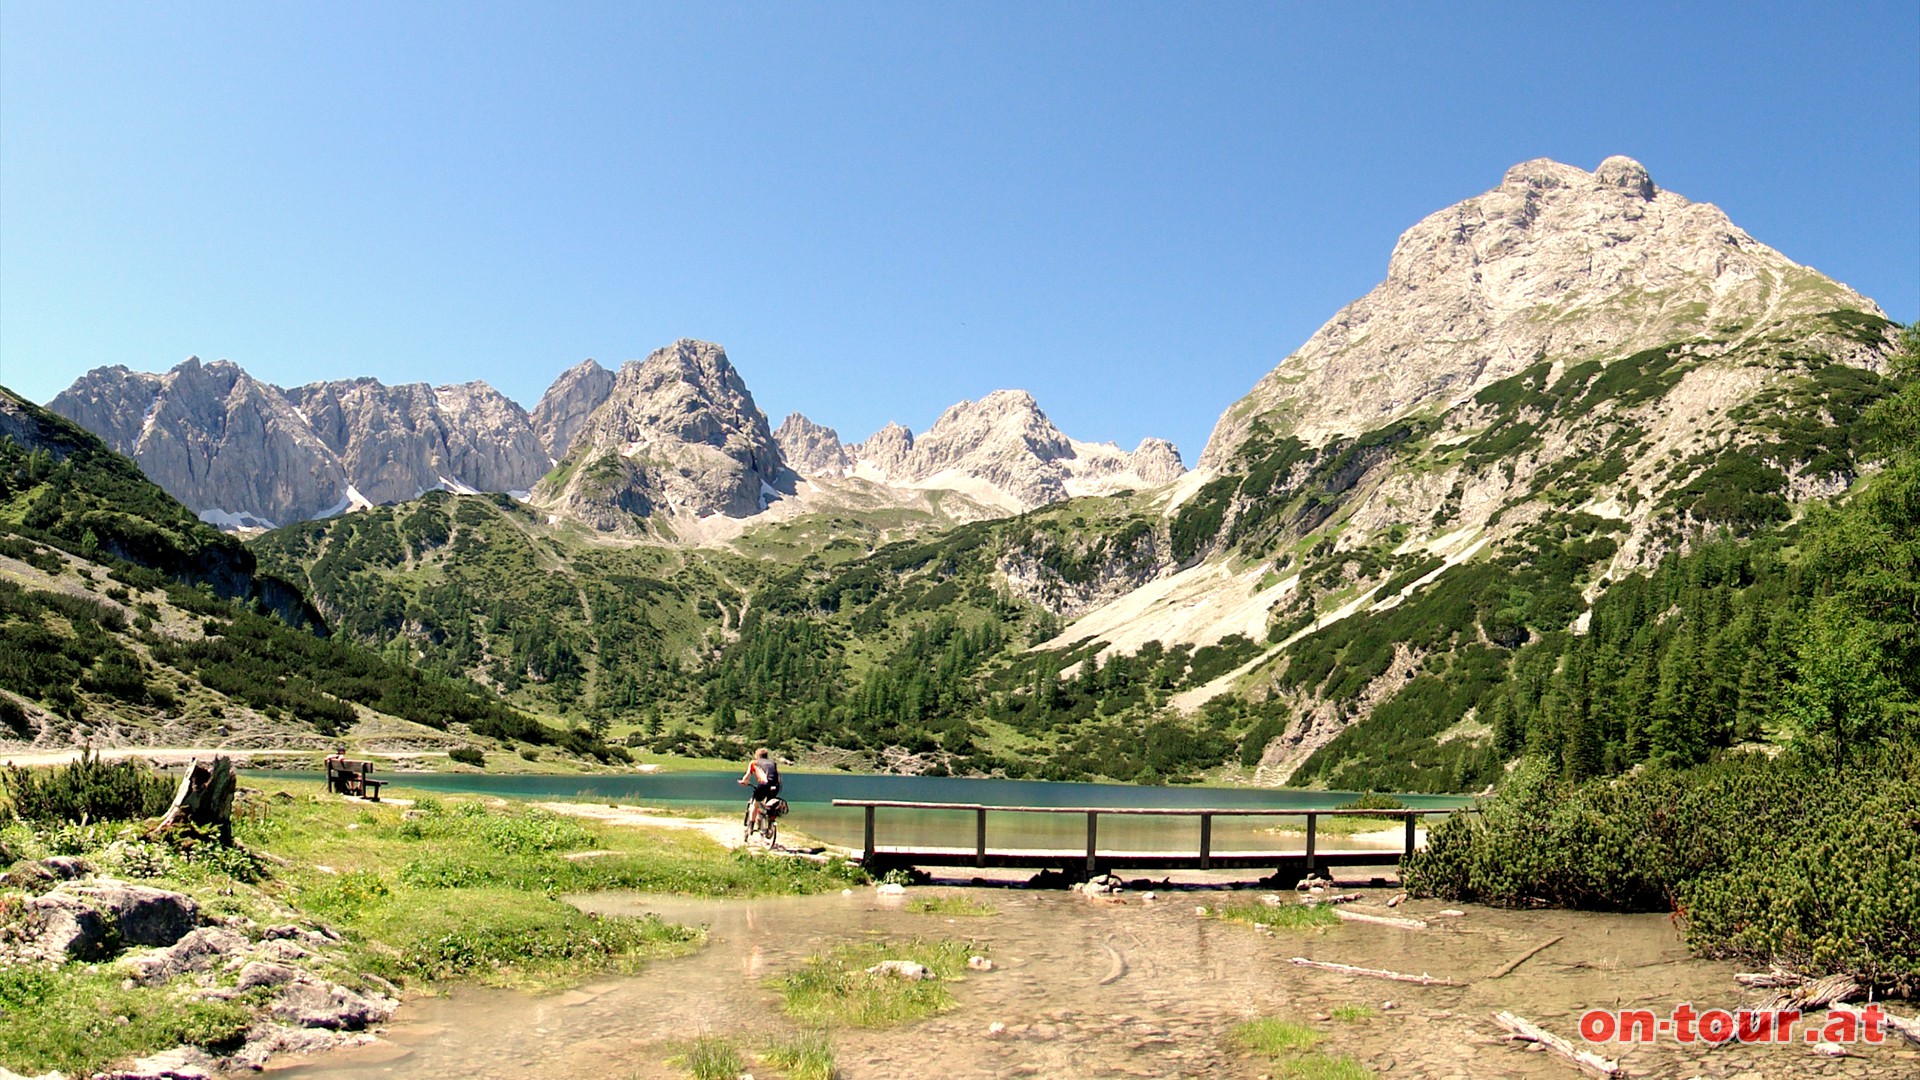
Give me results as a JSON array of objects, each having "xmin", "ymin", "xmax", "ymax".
[
  {"xmin": 843, "ymin": 391, "xmax": 1186, "ymax": 511},
  {"xmin": 532, "ymin": 340, "xmax": 791, "ymax": 527},
  {"xmin": 1201, "ymin": 156, "xmax": 1884, "ymax": 468},
  {"xmin": 49, "ymin": 358, "xmax": 547, "ymax": 527},
  {"xmin": 285, "ymin": 379, "xmax": 548, "ymax": 505},
  {"xmin": 530, "ymin": 359, "xmax": 616, "ymax": 461},
  {"xmin": 51, "ymin": 359, "xmax": 346, "ymax": 528},
  {"xmin": 773, "ymin": 413, "xmax": 851, "ymax": 477}
]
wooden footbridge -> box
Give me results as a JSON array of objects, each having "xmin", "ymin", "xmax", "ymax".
[{"xmin": 834, "ymin": 799, "xmax": 1465, "ymax": 882}]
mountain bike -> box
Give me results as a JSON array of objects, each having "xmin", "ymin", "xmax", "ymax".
[{"xmin": 744, "ymin": 794, "xmax": 785, "ymax": 847}]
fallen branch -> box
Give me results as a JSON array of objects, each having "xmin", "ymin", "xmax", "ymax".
[
  {"xmin": 1491, "ymin": 1011, "xmax": 1620, "ymax": 1078},
  {"xmin": 1288, "ymin": 956, "xmax": 1458, "ymax": 986},
  {"xmin": 1489, "ymin": 935, "xmax": 1564, "ymax": 979},
  {"xmin": 1755, "ymin": 973, "xmax": 1861, "ymax": 1013},
  {"xmin": 1305, "ymin": 892, "xmax": 1362, "ymax": 905},
  {"xmin": 1335, "ymin": 909, "xmax": 1428, "ymax": 930},
  {"xmin": 1886, "ymin": 1011, "xmax": 1920, "ymax": 1047},
  {"xmin": 1733, "ymin": 967, "xmax": 1801, "ymax": 989}
]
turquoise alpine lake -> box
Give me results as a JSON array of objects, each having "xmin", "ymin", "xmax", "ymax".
[{"xmin": 379, "ymin": 771, "xmax": 1469, "ymax": 854}]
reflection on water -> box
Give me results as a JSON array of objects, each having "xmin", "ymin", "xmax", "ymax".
[
  {"xmin": 272, "ymin": 885, "xmax": 1918, "ymax": 1079},
  {"xmin": 378, "ymin": 771, "xmax": 1463, "ymax": 853}
]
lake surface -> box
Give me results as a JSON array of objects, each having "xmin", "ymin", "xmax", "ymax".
[{"xmin": 381, "ymin": 771, "xmax": 1468, "ymax": 854}]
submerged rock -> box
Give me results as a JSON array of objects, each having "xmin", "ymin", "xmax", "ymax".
[{"xmin": 866, "ymin": 960, "xmax": 931, "ymax": 981}]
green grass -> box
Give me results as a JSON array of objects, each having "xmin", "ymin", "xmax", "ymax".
[
  {"xmin": 1230, "ymin": 1017, "xmax": 1321, "ymax": 1055},
  {"xmin": 771, "ymin": 938, "xmax": 981, "ymax": 1028},
  {"xmin": 0, "ymin": 964, "xmax": 258, "ymax": 1077},
  {"xmin": 762, "ymin": 1029, "xmax": 837, "ymax": 1080},
  {"xmin": 905, "ymin": 894, "xmax": 998, "ymax": 917},
  {"xmin": 670, "ymin": 1034, "xmax": 746, "ymax": 1080},
  {"xmin": 1211, "ymin": 897, "xmax": 1340, "ymax": 929},
  {"xmin": 1229, "ymin": 1018, "xmax": 1376, "ymax": 1079},
  {"xmin": 1330, "ymin": 1003, "xmax": 1379, "ymax": 1022},
  {"xmin": 1274, "ymin": 1053, "xmax": 1376, "ymax": 1080}
]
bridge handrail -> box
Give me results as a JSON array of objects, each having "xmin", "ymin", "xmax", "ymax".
[{"xmin": 829, "ymin": 799, "xmax": 1468, "ymax": 817}]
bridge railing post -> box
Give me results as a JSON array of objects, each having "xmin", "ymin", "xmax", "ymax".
[
  {"xmin": 1086, "ymin": 811, "xmax": 1098, "ymax": 874},
  {"xmin": 864, "ymin": 805, "xmax": 876, "ymax": 866},
  {"xmin": 1199, "ymin": 813, "xmax": 1212, "ymax": 870},
  {"xmin": 1404, "ymin": 811, "xmax": 1416, "ymax": 860},
  {"xmin": 1304, "ymin": 812, "xmax": 1317, "ymax": 875},
  {"xmin": 976, "ymin": 807, "xmax": 987, "ymax": 868}
]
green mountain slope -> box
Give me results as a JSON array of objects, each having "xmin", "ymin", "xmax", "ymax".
[{"xmin": 0, "ymin": 389, "xmax": 623, "ymax": 762}]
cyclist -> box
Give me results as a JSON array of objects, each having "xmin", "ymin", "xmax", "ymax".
[{"xmin": 739, "ymin": 747, "xmax": 782, "ymax": 837}]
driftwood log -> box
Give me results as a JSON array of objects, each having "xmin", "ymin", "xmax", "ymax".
[
  {"xmin": 1754, "ymin": 973, "xmax": 1861, "ymax": 1013},
  {"xmin": 1335, "ymin": 909, "xmax": 1428, "ymax": 930},
  {"xmin": 1288, "ymin": 956, "xmax": 1459, "ymax": 985},
  {"xmin": 149, "ymin": 756, "xmax": 238, "ymax": 845},
  {"xmin": 1492, "ymin": 1011, "xmax": 1621, "ymax": 1077},
  {"xmin": 1733, "ymin": 967, "xmax": 1802, "ymax": 989},
  {"xmin": 1489, "ymin": 935, "xmax": 1564, "ymax": 979}
]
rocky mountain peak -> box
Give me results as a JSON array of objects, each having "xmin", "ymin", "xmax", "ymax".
[
  {"xmin": 1129, "ymin": 438, "xmax": 1187, "ymax": 484},
  {"xmin": 530, "ymin": 359, "xmax": 614, "ymax": 460},
  {"xmin": 1205, "ymin": 155, "xmax": 1884, "ymax": 467},
  {"xmin": 839, "ymin": 391, "xmax": 1184, "ymax": 511},
  {"xmin": 773, "ymin": 413, "xmax": 850, "ymax": 478},
  {"xmin": 532, "ymin": 339, "xmax": 789, "ymax": 526}
]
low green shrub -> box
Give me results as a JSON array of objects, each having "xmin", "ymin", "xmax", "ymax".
[
  {"xmin": 0, "ymin": 750, "xmax": 176, "ymax": 824},
  {"xmin": 447, "ymin": 747, "xmax": 484, "ymax": 767},
  {"xmin": 1406, "ymin": 745, "xmax": 1920, "ymax": 993}
]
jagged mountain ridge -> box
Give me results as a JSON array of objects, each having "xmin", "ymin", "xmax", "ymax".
[
  {"xmin": 49, "ymin": 359, "xmax": 549, "ymax": 528},
  {"xmin": 51, "ymin": 346, "xmax": 1187, "ymax": 533}
]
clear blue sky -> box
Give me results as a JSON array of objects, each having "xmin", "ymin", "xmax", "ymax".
[{"xmin": 3, "ymin": 2, "xmax": 1915, "ymax": 462}]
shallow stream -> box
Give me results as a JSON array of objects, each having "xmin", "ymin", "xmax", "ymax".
[{"xmin": 272, "ymin": 882, "xmax": 1917, "ymax": 1079}]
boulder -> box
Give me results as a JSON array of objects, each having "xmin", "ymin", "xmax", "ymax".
[
  {"xmin": 125, "ymin": 927, "xmax": 250, "ymax": 986},
  {"xmin": 19, "ymin": 892, "xmax": 113, "ymax": 961},
  {"xmin": 0, "ymin": 855, "xmax": 94, "ymax": 892},
  {"xmin": 64, "ymin": 882, "xmax": 199, "ymax": 946},
  {"xmin": 269, "ymin": 977, "xmax": 395, "ymax": 1030},
  {"xmin": 19, "ymin": 882, "xmax": 198, "ymax": 961},
  {"xmin": 92, "ymin": 1047, "xmax": 217, "ymax": 1080},
  {"xmin": 235, "ymin": 960, "xmax": 302, "ymax": 991}
]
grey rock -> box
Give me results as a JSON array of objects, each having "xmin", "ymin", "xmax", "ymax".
[
  {"xmin": 65, "ymin": 882, "xmax": 200, "ymax": 947},
  {"xmin": 93, "ymin": 1046, "xmax": 218, "ymax": 1080},
  {"xmin": 49, "ymin": 359, "xmax": 549, "ymax": 528},
  {"xmin": 235, "ymin": 960, "xmax": 302, "ymax": 991},
  {"xmin": 532, "ymin": 339, "xmax": 792, "ymax": 526},
  {"xmin": 226, "ymin": 1023, "xmax": 377, "ymax": 1072},
  {"xmin": 849, "ymin": 391, "xmax": 1185, "ymax": 511},
  {"xmin": 125, "ymin": 926, "xmax": 250, "ymax": 986},
  {"xmin": 269, "ymin": 976, "xmax": 395, "ymax": 1030},
  {"xmin": 1201, "ymin": 155, "xmax": 1885, "ymax": 467},
  {"xmin": 21, "ymin": 881, "xmax": 199, "ymax": 958},
  {"xmin": 530, "ymin": 358, "xmax": 616, "ymax": 460},
  {"xmin": 19, "ymin": 892, "xmax": 114, "ymax": 960},
  {"xmin": 773, "ymin": 412, "xmax": 851, "ymax": 478},
  {"xmin": 0, "ymin": 855, "xmax": 93, "ymax": 892}
]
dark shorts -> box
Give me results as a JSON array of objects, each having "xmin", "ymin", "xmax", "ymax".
[{"xmin": 753, "ymin": 783, "xmax": 780, "ymax": 804}]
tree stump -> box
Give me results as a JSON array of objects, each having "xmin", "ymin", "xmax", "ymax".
[{"xmin": 149, "ymin": 757, "xmax": 238, "ymax": 845}]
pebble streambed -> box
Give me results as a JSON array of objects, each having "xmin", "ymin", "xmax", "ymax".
[{"xmin": 269, "ymin": 882, "xmax": 1918, "ymax": 1079}]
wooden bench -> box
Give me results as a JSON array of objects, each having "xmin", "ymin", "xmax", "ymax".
[{"xmin": 324, "ymin": 757, "xmax": 386, "ymax": 801}]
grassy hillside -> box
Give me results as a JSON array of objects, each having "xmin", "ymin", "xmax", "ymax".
[{"xmin": 0, "ymin": 389, "xmax": 624, "ymax": 762}]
